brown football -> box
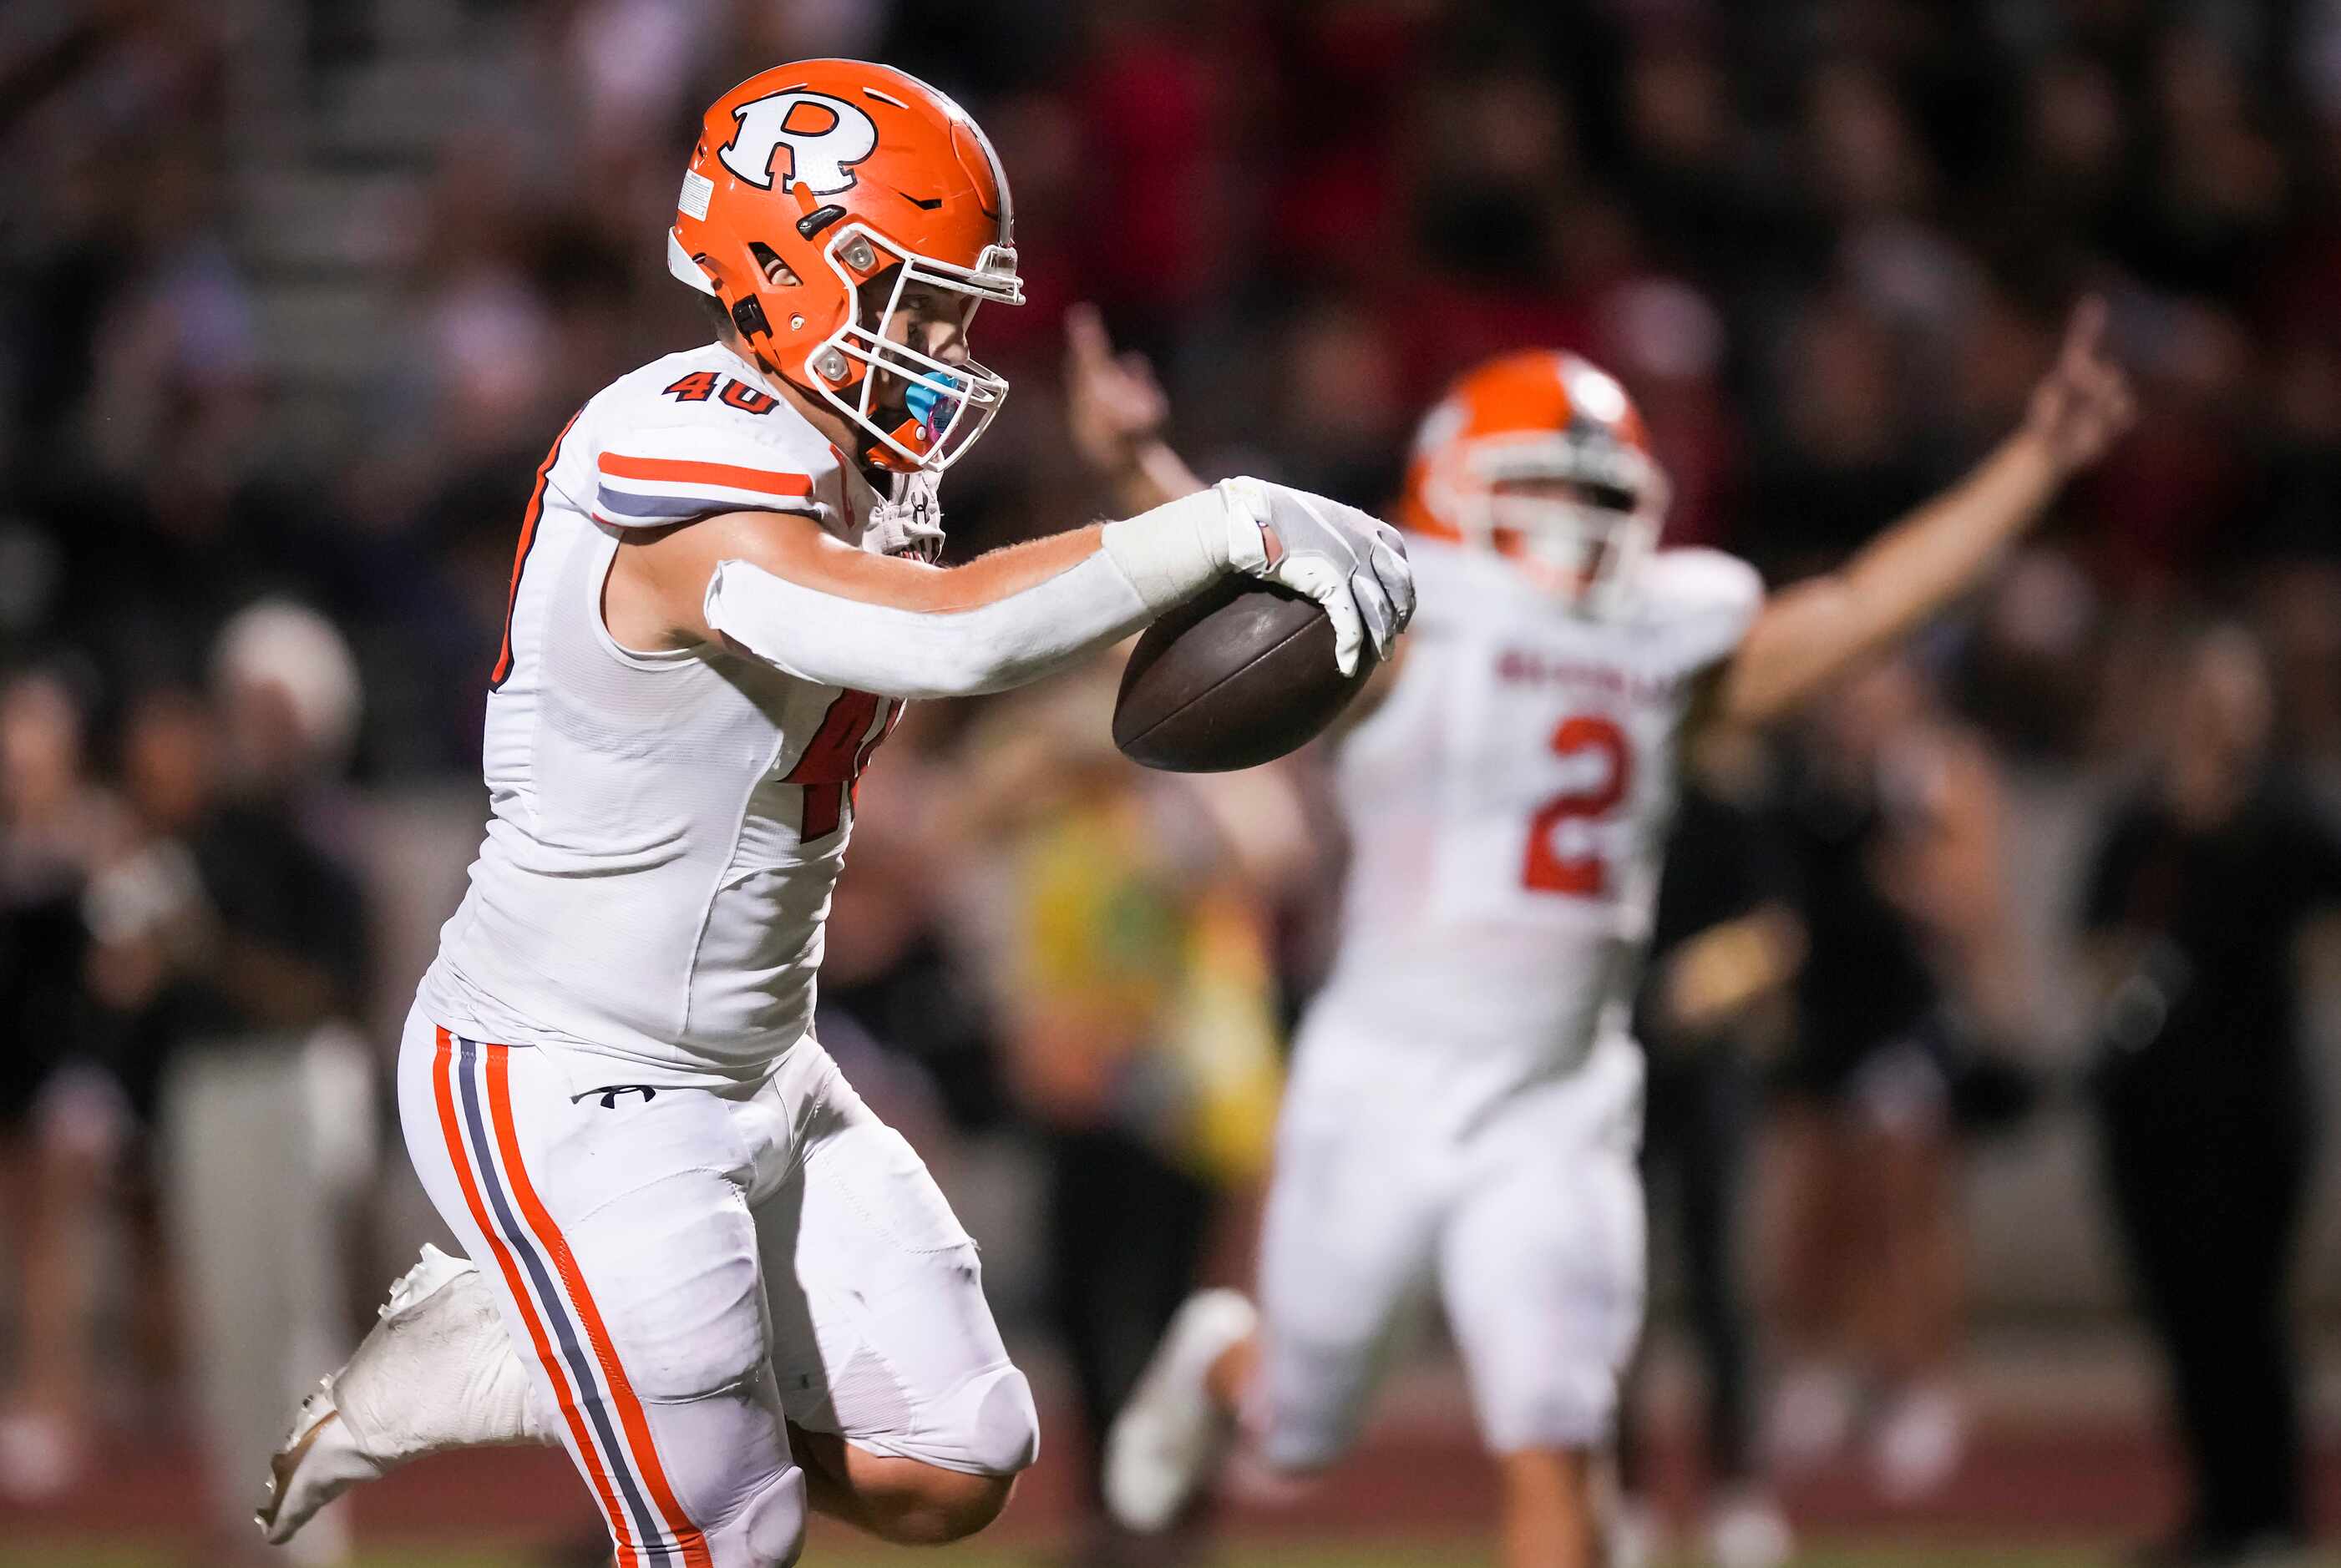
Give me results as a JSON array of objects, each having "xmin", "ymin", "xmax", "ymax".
[{"xmin": 1112, "ymin": 577, "xmax": 1375, "ymax": 772}]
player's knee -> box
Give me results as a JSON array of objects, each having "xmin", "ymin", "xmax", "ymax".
[
  {"xmin": 702, "ymin": 1461, "xmax": 807, "ymax": 1568},
  {"xmin": 1484, "ymin": 1379, "xmax": 1617, "ymax": 1461},
  {"xmin": 843, "ymin": 1365, "xmax": 1035, "ymax": 1545},
  {"xmin": 886, "ymin": 1361, "xmax": 1038, "ymax": 1479},
  {"xmin": 868, "ymin": 1465, "xmax": 1017, "ymax": 1545},
  {"xmin": 930, "ymin": 1469, "xmax": 1018, "ymax": 1543},
  {"xmin": 957, "ymin": 1363, "xmax": 1041, "ymax": 1478}
]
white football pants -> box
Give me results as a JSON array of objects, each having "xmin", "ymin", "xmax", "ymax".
[
  {"xmin": 1255, "ymin": 1015, "xmax": 1647, "ymax": 1468},
  {"xmin": 397, "ymin": 1004, "xmax": 1036, "ymax": 1568}
]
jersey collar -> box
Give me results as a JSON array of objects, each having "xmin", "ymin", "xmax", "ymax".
[{"xmin": 714, "ymin": 337, "xmax": 788, "ymax": 404}]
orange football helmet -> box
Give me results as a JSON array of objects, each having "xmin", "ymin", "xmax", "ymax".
[
  {"xmin": 1397, "ymin": 351, "xmax": 1670, "ymax": 615},
  {"xmin": 667, "ymin": 60, "xmax": 1023, "ymax": 472}
]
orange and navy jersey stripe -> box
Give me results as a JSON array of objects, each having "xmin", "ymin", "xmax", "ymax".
[
  {"xmin": 490, "ymin": 411, "xmax": 580, "ymax": 691},
  {"xmin": 432, "ymin": 1030, "xmax": 712, "ymax": 1566},
  {"xmin": 592, "ymin": 450, "xmax": 817, "ymax": 528}
]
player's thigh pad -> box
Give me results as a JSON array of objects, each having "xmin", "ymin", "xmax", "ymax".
[
  {"xmin": 398, "ymin": 1009, "xmax": 806, "ymax": 1566},
  {"xmin": 760, "ymin": 1062, "xmax": 1037, "ymax": 1478},
  {"xmin": 1439, "ymin": 1099, "xmax": 1646, "ymax": 1454},
  {"xmin": 1254, "ymin": 1085, "xmax": 1443, "ymax": 1472}
]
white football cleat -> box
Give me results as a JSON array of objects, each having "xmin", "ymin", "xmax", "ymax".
[
  {"xmin": 259, "ymin": 1378, "xmax": 374, "ymax": 1547},
  {"xmin": 258, "ymin": 1244, "xmax": 539, "ymax": 1545},
  {"xmin": 1104, "ymin": 1288, "xmax": 1257, "ymax": 1535}
]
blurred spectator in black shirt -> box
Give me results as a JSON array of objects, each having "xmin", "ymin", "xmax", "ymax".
[
  {"xmin": 0, "ymin": 670, "xmax": 123, "ymax": 1500},
  {"xmin": 2082, "ymin": 624, "xmax": 2341, "ymax": 1565},
  {"xmin": 1764, "ymin": 658, "xmax": 2020, "ymax": 1504},
  {"xmin": 1617, "ymin": 735, "xmax": 1803, "ymax": 1568},
  {"xmin": 85, "ymin": 601, "xmax": 374, "ymax": 1565}
]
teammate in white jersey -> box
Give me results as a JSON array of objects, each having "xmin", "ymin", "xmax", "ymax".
[
  {"xmin": 255, "ymin": 60, "xmax": 1413, "ymax": 1568},
  {"xmin": 1087, "ymin": 303, "xmax": 2135, "ymax": 1568}
]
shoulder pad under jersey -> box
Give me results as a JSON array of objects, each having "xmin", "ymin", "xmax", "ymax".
[
  {"xmin": 1639, "ymin": 548, "xmax": 1766, "ymax": 671},
  {"xmin": 582, "ymin": 346, "xmax": 837, "ymax": 530}
]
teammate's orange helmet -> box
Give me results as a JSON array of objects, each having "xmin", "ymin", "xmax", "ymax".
[
  {"xmin": 667, "ymin": 60, "xmax": 1023, "ymax": 472},
  {"xmin": 1397, "ymin": 351, "xmax": 1670, "ymax": 615}
]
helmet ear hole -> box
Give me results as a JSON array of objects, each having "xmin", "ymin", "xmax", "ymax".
[{"xmin": 745, "ymin": 242, "xmax": 801, "ymax": 287}]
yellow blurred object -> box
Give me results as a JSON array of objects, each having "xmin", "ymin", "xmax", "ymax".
[
  {"xmin": 1011, "ymin": 788, "xmax": 1284, "ymax": 1183},
  {"xmin": 1171, "ymin": 891, "xmax": 1285, "ymax": 1182}
]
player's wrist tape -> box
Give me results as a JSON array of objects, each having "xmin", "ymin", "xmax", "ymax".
[
  {"xmin": 705, "ymin": 551, "xmax": 1153, "ymax": 701},
  {"xmin": 1214, "ymin": 478, "xmax": 1275, "ymax": 572},
  {"xmin": 1099, "ymin": 483, "xmax": 1269, "ymax": 616}
]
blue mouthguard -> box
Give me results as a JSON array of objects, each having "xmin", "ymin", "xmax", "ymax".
[{"xmin": 904, "ymin": 373, "xmax": 962, "ymax": 440}]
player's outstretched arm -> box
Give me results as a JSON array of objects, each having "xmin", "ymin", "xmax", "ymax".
[
  {"xmin": 608, "ymin": 478, "xmax": 1411, "ymax": 701},
  {"xmin": 616, "ymin": 502, "xmax": 1207, "ymax": 701},
  {"xmin": 1716, "ymin": 299, "xmax": 2135, "ymax": 726}
]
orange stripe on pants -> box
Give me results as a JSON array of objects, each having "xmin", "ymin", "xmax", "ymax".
[
  {"xmin": 484, "ymin": 1044, "xmax": 715, "ymax": 1568},
  {"xmin": 431, "ymin": 1029, "xmax": 643, "ymax": 1567}
]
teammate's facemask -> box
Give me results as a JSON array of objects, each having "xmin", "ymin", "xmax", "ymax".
[{"xmin": 1458, "ymin": 435, "xmax": 1667, "ymax": 616}]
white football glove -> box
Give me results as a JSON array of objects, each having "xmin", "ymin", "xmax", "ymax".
[{"xmin": 1218, "ymin": 477, "xmax": 1415, "ymax": 676}]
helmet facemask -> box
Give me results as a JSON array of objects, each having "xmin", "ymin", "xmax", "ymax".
[
  {"xmin": 801, "ymin": 221, "xmax": 1021, "ymax": 473},
  {"xmin": 1431, "ymin": 432, "xmax": 1669, "ymax": 617}
]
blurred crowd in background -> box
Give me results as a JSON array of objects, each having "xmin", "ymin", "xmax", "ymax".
[
  {"xmin": 3, "ymin": 0, "xmax": 2341, "ymax": 1561},
  {"xmin": 9, "ymin": 0, "xmax": 2341, "ymax": 769}
]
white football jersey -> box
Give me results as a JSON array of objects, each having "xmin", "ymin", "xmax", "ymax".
[
  {"xmin": 419, "ymin": 341, "xmax": 917, "ymax": 1084},
  {"xmin": 1307, "ymin": 536, "xmax": 1762, "ymax": 1110}
]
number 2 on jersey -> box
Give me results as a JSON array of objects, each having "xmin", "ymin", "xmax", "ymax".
[{"xmin": 1522, "ymin": 715, "xmax": 1632, "ymax": 897}]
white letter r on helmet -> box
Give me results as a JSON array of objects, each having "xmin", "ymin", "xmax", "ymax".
[{"xmin": 720, "ymin": 92, "xmax": 879, "ymax": 195}]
